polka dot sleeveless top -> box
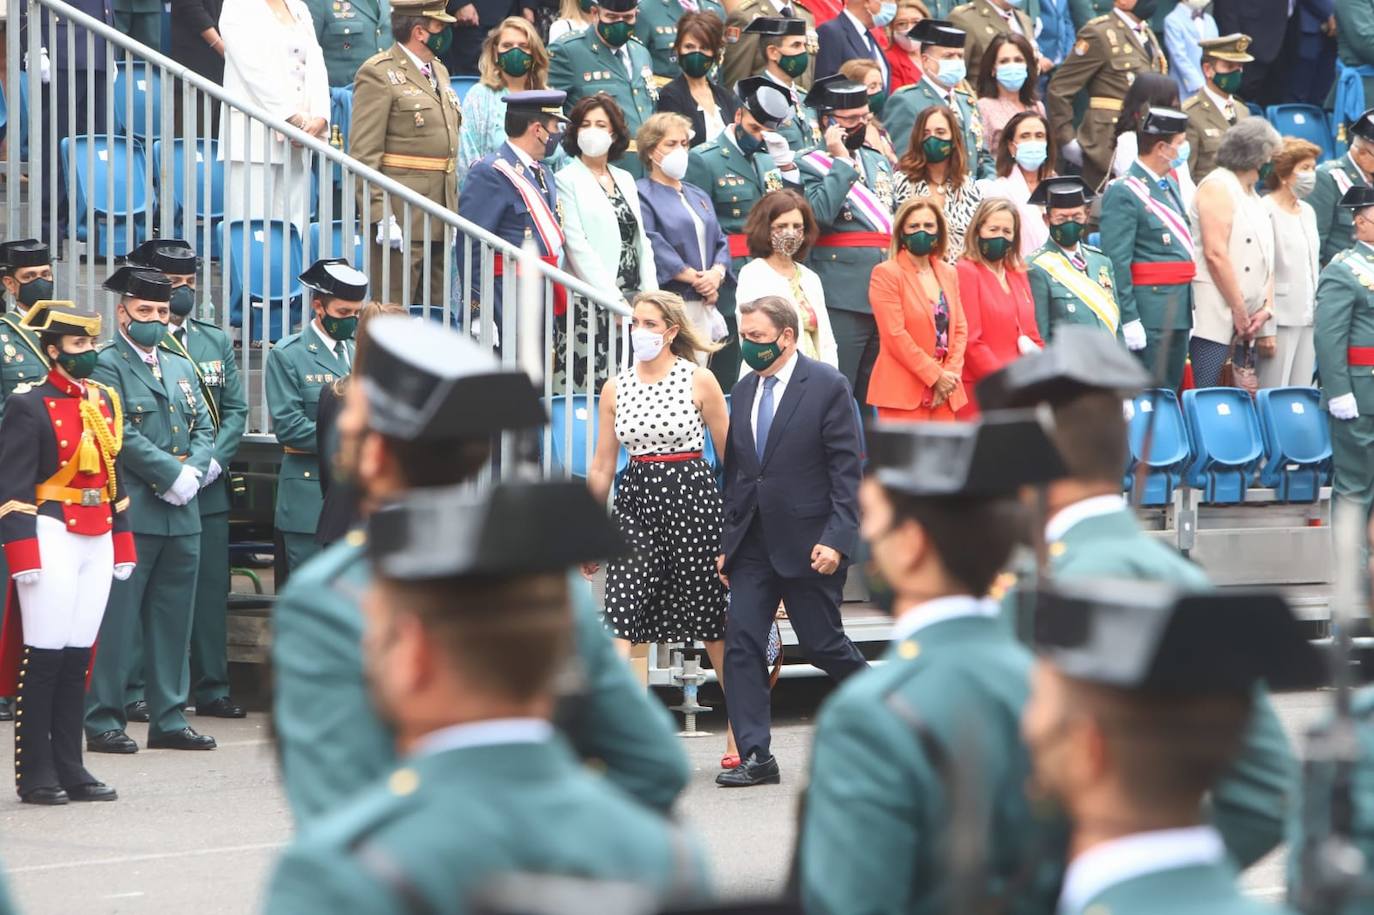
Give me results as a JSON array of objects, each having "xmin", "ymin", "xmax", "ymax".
[{"xmin": 613, "ymin": 358, "xmax": 705, "ymax": 456}]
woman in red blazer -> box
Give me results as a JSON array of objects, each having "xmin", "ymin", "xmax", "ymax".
[
  {"xmin": 867, "ymin": 197, "xmax": 967, "ymax": 421},
  {"xmin": 955, "ymin": 196, "xmax": 1043, "ymax": 418}
]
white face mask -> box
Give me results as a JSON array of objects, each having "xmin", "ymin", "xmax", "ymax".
[
  {"xmin": 658, "ymin": 147, "xmax": 690, "ymax": 180},
  {"xmin": 578, "ymin": 127, "xmax": 614, "ymax": 158},
  {"xmin": 631, "ymin": 327, "xmax": 666, "ymax": 361},
  {"xmin": 1293, "ymin": 170, "xmax": 1317, "ymax": 198}
]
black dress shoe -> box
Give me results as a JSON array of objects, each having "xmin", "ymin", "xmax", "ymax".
[
  {"xmin": 195, "ymin": 697, "xmax": 246, "ymax": 719},
  {"xmin": 19, "ymin": 786, "xmax": 69, "ymax": 805},
  {"xmin": 715, "ymin": 752, "xmax": 781, "ymax": 787},
  {"xmin": 125, "ymin": 700, "xmax": 149, "ymax": 723},
  {"xmin": 0, "ymin": 698, "xmax": 12, "ymax": 721},
  {"xmin": 65, "ymin": 781, "xmax": 117, "ymax": 802},
  {"xmin": 147, "ymin": 727, "xmax": 216, "ymax": 750},
  {"xmin": 87, "ymin": 730, "xmax": 139, "ymax": 754}
]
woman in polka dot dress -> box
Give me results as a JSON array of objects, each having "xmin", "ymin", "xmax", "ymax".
[{"xmin": 583, "ymin": 291, "xmax": 735, "ymax": 762}]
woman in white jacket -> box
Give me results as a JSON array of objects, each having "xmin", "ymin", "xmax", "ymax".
[
  {"xmin": 554, "ymin": 93, "xmax": 657, "ymax": 393},
  {"xmin": 218, "ymin": 0, "xmax": 330, "ymax": 231}
]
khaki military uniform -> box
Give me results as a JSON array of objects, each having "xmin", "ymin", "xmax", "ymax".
[
  {"xmin": 721, "ymin": 0, "xmax": 818, "ymax": 95},
  {"xmin": 1046, "ymin": 13, "xmax": 1168, "ymax": 190},
  {"xmin": 950, "ymin": 0, "xmax": 1037, "ymax": 73},
  {"xmin": 349, "ymin": 45, "xmax": 462, "ymax": 307},
  {"xmin": 1183, "ymin": 89, "xmax": 1250, "ymax": 182}
]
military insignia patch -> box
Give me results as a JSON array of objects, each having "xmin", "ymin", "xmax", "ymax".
[
  {"xmin": 725, "ymin": 25, "xmax": 739, "ymax": 42},
  {"xmin": 178, "ymin": 378, "xmax": 197, "ymax": 409},
  {"xmin": 1074, "ymin": 38, "xmax": 1088, "ymax": 56}
]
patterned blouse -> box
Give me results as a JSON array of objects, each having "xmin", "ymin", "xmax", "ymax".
[{"xmin": 892, "ymin": 173, "xmax": 983, "ymax": 264}]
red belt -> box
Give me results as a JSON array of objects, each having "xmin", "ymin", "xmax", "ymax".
[
  {"xmin": 630, "ymin": 451, "xmax": 703, "ymax": 464},
  {"xmin": 1130, "ymin": 261, "xmax": 1196, "ymax": 285},
  {"xmin": 815, "ymin": 232, "xmax": 892, "ymax": 249},
  {"xmin": 1349, "ymin": 347, "xmax": 1374, "ymax": 366},
  {"xmin": 493, "ymin": 253, "xmax": 570, "ymax": 316},
  {"xmin": 727, "ymin": 234, "xmax": 751, "ymax": 258}
]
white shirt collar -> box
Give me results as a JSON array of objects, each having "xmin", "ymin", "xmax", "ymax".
[
  {"xmin": 1058, "ymin": 826, "xmax": 1225, "ymax": 914},
  {"xmin": 1046, "ymin": 494, "xmax": 1126, "ymax": 544},
  {"xmin": 121, "ymin": 327, "xmax": 160, "ymax": 363},
  {"xmin": 760, "ymin": 348, "xmax": 799, "ymax": 388},
  {"xmin": 922, "ymin": 74, "xmax": 956, "ymax": 100},
  {"xmin": 505, "ymin": 139, "xmax": 537, "ymax": 169},
  {"xmin": 1136, "ymin": 158, "xmax": 1168, "ymax": 182},
  {"xmin": 1113, "ymin": 7, "xmax": 1147, "ymax": 33},
  {"xmin": 312, "ymin": 319, "xmax": 340, "ymax": 351},
  {"xmin": 411, "ymin": 718, "xmax": 554, "ymax": 758},
  {"xmin": 1203, "ymin": 84, "xmax": 1234, "ymax": 113},
  {"xmin": 891, "ymin": 595, "xmax": 999, "ymax": 642},
  {"xmin": 399, "ymin": 43, "xmax": 431, "ymax": 75}
]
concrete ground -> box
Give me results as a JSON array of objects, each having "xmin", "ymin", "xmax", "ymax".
[{"xmin": 0, "ymin": 682, "xmax": 1334, "ymax": 914}]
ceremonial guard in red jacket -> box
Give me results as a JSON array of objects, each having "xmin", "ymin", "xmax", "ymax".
[{"xmin": 0, "ymin": 301, "xmax": 133, "ymax": 805}]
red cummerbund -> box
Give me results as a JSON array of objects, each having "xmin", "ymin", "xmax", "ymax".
[
  {"xmin": 493, "ymin": 253, "xmax": 570, "ymax": 316},
  {"xmin": 1130, "ymin": 261, "xmax": 1197, "ymax": 285},
  {"xmin": 1348, "ymin": 347, "xmax": 1374, "ymax": 366},
  {"xmin": 815, "ymin": 232, "xmax": 892, "ymax": 249},
  {"xmin": 631, "ymin": 451, "xmax": 703, "ymax": 464},
  {"xmin": 727, "ymin": 234, "xmax": 751, "ymax": 258}
]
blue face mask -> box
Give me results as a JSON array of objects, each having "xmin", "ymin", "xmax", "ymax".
[
  {"xmin": 1171, "ymin": 140, "xmax": 1191, "ymax": 169},
  {"xmin": 995, "ymin": 63, "xmax": 1028, "ymax": 92},
  {"xmin": 873, "ymin": 1, "xmax": 897, "ymax": 27},
  {"xmin": 935, "ymin": 57, "xmax": 966, "ymax": 88},
  {"xmin": 1014, "ymin": 139, "xmax": 1048, "ymax": 171},
  {"xmin": 1003, "ymin": 0, "xmax": 1024, "ymax": 6}
]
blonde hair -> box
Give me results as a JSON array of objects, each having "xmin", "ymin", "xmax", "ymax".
[
  {"xmin": 556, "ymin": 0, "xmax": 593, "ymax": 25},
  {"xmin": 961, "ymin": 196, "xmax": 1025, "ymax": 271},
  {"xmin": 637, "ymin": 111, "xmax": 693, "ymax": 169},
  {"xmin": 632, "ymin": 290, "xmax": 722, "ymax": 359},
  {"xmin": 839, "ymin": 58, "xmax": 881, "ymax": 85},
  {"xmin": 889, "ymin": 197, "xmax": 948, "ymax": 260},
  {"xmin": 477, "ymin": 18, "xmax": 550, "ymax": 90}
]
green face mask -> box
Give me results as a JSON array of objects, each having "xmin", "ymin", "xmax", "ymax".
[
  {"xmin": 741, "ymin": 335, "xmax": 785, "ymax": 372},
  {"xmin": 57, "ymin": 348, "xmax": 99, "ymax": 379},
  {"xmin": 1213, "ymin": 68, "xmax": 1243, "ymax": 95},
  {"xmin": 867, "ymin": 91, "xmax": 887, "ymax": 116},
  {"xmin": 902, "ymin": 230, "xmax": 938, "ymax": 256},
  {"xmin": 16, "ymin": 276, "xmax": 53, "ymax": 307},
  {"xmin": 978, "ymin": 236, "xmax": 1012, "ymax": 261},
  {"xmin": 1258, "ymin": 161, "xmax": 1275, "ymax": 185},
  {"xmin": 778, "ymin": 50, "xmax": 809, "ymax": 78},
  {"xmin": 498, "ymin": 47, "xmax": 533, "ymax": 77},
  {"xmin": 321, "ymin": 311, "xmax": 359, "ymax": 341},
  {"xmin": 597, "ymin": 19, "xmax": 633, "ymax": 47},
  {"xmin": 127, "ymin": 317, "xmax": 168, "ymax": 348},
  {"xmin": 425, "ymin": 25, "xmax": 452, "ymax": 58},
  {"xmin": 679, "ymin": 50, "xmax": 714, "ymax": 79},
  {"xmin": 922, "ymin": 135, "xmax": 953, "ymax": 163},
  {"xmin": 169, "ymin": 285, "xmax": 196, "ymax": 318},
  {"xmin": 1048, "ymin": 219, "xmax": 1084, "ymax": 247}
]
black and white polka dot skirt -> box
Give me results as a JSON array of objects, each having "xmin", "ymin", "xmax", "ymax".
[{"xmin": 603, "ymin": 458, "xmax": 728, "ymax": 644}]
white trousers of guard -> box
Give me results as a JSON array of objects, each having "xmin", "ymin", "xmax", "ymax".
[{"xmin": 15, "ymin": 515, "xmax": 113, "ymax": 649}]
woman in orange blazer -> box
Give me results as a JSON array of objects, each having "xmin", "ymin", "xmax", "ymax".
[
  {"xmin": 955, "ymin": 196, "xmax": 1043, "ymax": 418},
  {"xmin": 867, "ymin": 198, "xmax": 968, "ymax": 422}
]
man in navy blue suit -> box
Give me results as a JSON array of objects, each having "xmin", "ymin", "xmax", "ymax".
[
  {"xmin": 814, "ymin": 0, "xmax": 891, "ymax": 89},
  {"xmin": 456, "ymin": 90, "xmax": 568, "ymax": 335},
  {"xmin": 716, "ymin": 294, "xmax": 869, "ymax": 788}
]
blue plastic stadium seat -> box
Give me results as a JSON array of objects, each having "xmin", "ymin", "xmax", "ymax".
[
  {"xmin": 153, "ymin": 138, "xmax": 226, "ymax": 258},
  {"xmin": 1126, "ymin": 388, "xmax": 1191, "ymax": 505},
  {"xmin": 1256, "ymin": 387, "xmax": 1331, "ymax": 502},
  {"xmin": 1182, "ymin": 388, "xmax": 1265, "ymax": 504},
  {"xmin": 113, "ymin": 61, "xmax": 162, "ymax": 139},
  {"xmin": 308, "ymin": 220, "xmax": 367, "ymax": 267},
  {"xmin": 450, "ymin": 75, "xmax": 479, "ymax": 102},
  {"xmin": 1266, "ymin": 104, "xmax": 1334, "ymax": 161},
  {"xmin": 547, "ymin": 394, "xmax": 600, "ymax": 478},
  {"xmin": 220, "ymin": 220, "xmax": 306, "ymax": 343},
  {"xmin": 1246, "ymin": 101, "xmax": 1264, "ymax": 118},
  {"xmin": 60, "ymin": 135, "xmax": 151, "ymax": 257}
]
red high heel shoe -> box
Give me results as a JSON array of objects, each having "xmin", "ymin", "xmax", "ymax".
[{"xmin": 721, "ymin": 753, "xmax": 741, "ymax": 770}]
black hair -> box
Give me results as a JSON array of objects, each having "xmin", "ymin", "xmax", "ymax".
[{"xmin": 885, "ymin": 493, "xmax": 1027, "ymax": 594}]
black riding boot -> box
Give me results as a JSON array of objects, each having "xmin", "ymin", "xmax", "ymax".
[
  {"xmin": 54, "ymin": 648, "xmax": 113, "ymax": 800},
  {"xmin": 14, "ymin": 646, "xmax": 66, "ymax": 804}
]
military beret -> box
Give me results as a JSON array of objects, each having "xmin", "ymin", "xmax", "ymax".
[
  {"xmin": 367, "ymin": 480, "xmax": 626, "ymax": 581},
  {"xmin": 976, "ymin": 326, "xmax": 1152, "ymax": 411},
  {"xmin": 127, "ymin": 238, "xmax": 199, "ymax": 275},
  {"xmin": 19, "ymin": 300, "xmax": 101, "ymax": 337},
  {"xmin": 0, "ymin": 239, "xmax": 51, "ymax": 272},
  {"xmin": 103, "ymin": 266, "xmax": 172, "ymax": 302},
  {"xmin": 299, "ymin": 258, "xmax": 369, "ymax": 301}
]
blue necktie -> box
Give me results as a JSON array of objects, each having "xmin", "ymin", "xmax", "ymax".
[{"xmin": 755, "ymin": 375, "xmax": 778, "ymax": 460}]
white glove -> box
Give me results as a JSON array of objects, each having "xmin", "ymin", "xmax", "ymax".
[
  {"xmin": 706, "ymin": 306, "xmax": 729, "ymax": 343},
  {"xmin": 762, "ymin": 131, "xmax": 794, "ymax": 169},
  {"xmin": 203, "ymin": 458, "xmax": 223, "ymax": 487},
  {"xmin": 160, "ymin": 465, "xmax": 203, "ymax": 506},
  {"xmin": 13, "ymin": 571, "xmax": 39, "ymax": 586},
  {"xmin": 1062, "ymin": 139, "xmax": 1083, "ymax": 167},
  {"xmin": 375, "ymin": 216, "xmax": 403, "ymax": 251},
  {"xmin": 1016, "ymin": 334, "xmax": 1042, "ymax": 355},
  {"xmin": 112, "ymin": 563, "xmax": 135, "ymax": 581},
  {"xmin": 1122, "ymin": 320, "xmax": 1147, "ymax": 352},
  {"xmin": 1329, "ymin": 392, "xmax": 1359, "ymax": 420},
  {"xmin": 1122, "ymin": 399, "xmax": 1136, "ymax": 422}
]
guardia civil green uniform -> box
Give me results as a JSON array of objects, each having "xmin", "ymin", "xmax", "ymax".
[
  {"xmin": 977, "ymin": 329, "xmax": 1299, "ymax": 871},
  {"xmin": 548, "ymin": 17, "xmax": 658, "ymax": 178},
  {"xmin": 743, "ymin": 19, "xmax": 823, "ymax": 154},
  {"xmin": 686, "ymin": 78, "xmax": 792, "ymax": 389},
  {"xmin": 720, "ymin": 0, "xmax": 818, "ymax": 94},
  {"xmin": 85, "ymin": 270, "xmax": 216, "ymax": 746},
  {"xmin": 112, "ymin": 0, "xmax": 160, "ymax": 52},
  {"xmin": 305, "ymin": 0, "xmax": 392, "ymax": 87},
  {"xmin": 800, "ymin": 417, "xmax": 1068, "ymax": 915},
  {"xmin": 1025, "ymin": 177, "xmax": 1125, "ymax": 342},
  {"xmin": 265, "ymin": 325, "xmax": 354, "ymax": 576},
  {"xmin": 0, "ymin": 240, "xmax": 55, "ymax": 424},
  {"xmin": 1314, "ymin": 239, "xmax": 1374, "ymax": 527},
  {"xmin": 1311, "ymin": 110, "xmax": 1374, "ymax": 267},
  {"xmin": 884, "ymin": 76, "xmax": 992, "ymax": 175},
  {"xmin": 632, "ymin": 0, "xmax": 726, "ymax": 79}
]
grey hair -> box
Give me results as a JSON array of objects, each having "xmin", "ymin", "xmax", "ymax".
[
  {"xmin": 738, "ymin": 295, "xmax": 799, "ymax": 336},
  {"xmin": 1216, "ymin": 118, "xmax": 1282, "ymax": 173}
]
